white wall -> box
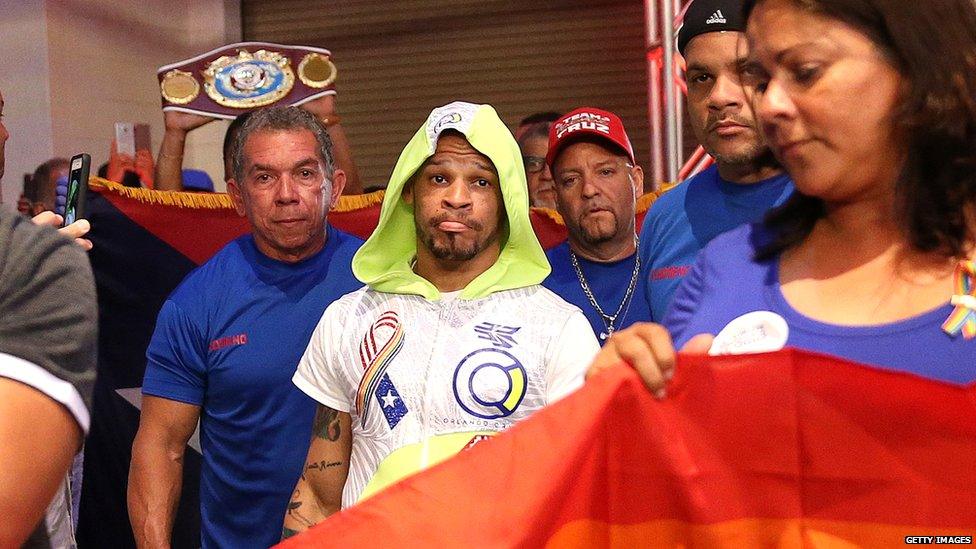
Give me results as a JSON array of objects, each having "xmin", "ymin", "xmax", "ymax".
[
  {"xmin": 0, "ymin": 0, "xmax": 55, "ymax": 206},
  {"xmin": 0, "ymin": 0, "xmax": 241, "ymax": 206}
]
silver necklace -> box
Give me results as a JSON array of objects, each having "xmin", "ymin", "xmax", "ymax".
[{"xmin": 569, "ymin": 237, "xmax": 641, "ymax": 341}]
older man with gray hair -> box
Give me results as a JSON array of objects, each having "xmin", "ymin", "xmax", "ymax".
[{"xmin": 128, "ymin": 106, "xmax": 364, "ymax": 549}]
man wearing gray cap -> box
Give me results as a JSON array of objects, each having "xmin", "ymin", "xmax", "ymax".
[{"xmin": 639, "ymin": 0, "xmax": 794, "ymax": 320}]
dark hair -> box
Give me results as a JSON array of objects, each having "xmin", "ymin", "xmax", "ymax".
[
  {"xmin": 518, "ymin": 111, "xmax": 562, "ymax": 128},
  {"xmin": 230, "ymin": 106, "xmax": 335, "ymax": 184},
  {"xmin": 222, "ymin": 110, "xmax": 253, "ymax": 165},
  {"xmin": 362, "ymin": 183, "xmax": 387, "ymax": 194},
  {"xmin": 32, "ymin": 157, "xmax": 69, "ymax": 208},
  {"xmin": 516, "ymin": 119, "xmax": 551, "ymax": 149},
  {"xmin": 33, "ymin": 157, "xmax": 69, "ymax": 181},
  {"xmin": 748, "ymin": 0, "xmax": 976, "ymax": 260},
  {"xmin": 96, "ymin": 161, "xmax": 141, "ymax": 188}
]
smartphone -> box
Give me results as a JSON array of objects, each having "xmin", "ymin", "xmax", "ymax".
[
  {"xmin": 115, "ymin": 122, "xmax": 135, "ymax": 156},
  {"xmin": 115, "ymin": 122, "xmax": 151, "ymax": 155},
  {"xmin": 63, "ymin": 153, "xmax": 90, "ymax": 227}
]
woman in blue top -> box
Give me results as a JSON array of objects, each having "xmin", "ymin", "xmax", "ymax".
[{"xmin": 588, "ymin": 0, "xmax": 976, "ymax": 393}]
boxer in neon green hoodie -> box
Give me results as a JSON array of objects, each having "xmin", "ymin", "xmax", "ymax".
[{"xmin": 284, "ymin": 102, "xmax": 599, "ymax": 535}]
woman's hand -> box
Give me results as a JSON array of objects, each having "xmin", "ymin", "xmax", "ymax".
[{"xmin": 587, "ymin": 323, "xmax": 713, "ymax": 398}]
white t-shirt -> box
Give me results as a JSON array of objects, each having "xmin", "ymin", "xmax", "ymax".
[{"xmin": 293, "ymin": 285, "xmax": 599, "ymax": 507}]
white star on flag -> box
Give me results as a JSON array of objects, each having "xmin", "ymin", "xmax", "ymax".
[{"xmin": 380, "ymin": 389, "xmax": 398, "ymax": 408}]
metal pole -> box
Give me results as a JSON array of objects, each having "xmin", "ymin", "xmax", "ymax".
[
  {"xmin": 644, "ymin": 0, "xmax": 665, "ymax": 188},
  {"xmin": 673, "ymin": 1, "xmax": 686, "ymax": 177},
  {"xmin": 670, "ymin": 0, "xmax": 691, "ymax": 183},
  {"xmin": 661, "ymin": 0, "xmax": 681, "ymax": 184}
]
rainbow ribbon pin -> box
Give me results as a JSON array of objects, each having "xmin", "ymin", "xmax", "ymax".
[
  {"xmin": 356, "ymin": 311, "xmax": 407, "ymax": 429},
  {"xmin": 942, "ymin": 260, "xmax": 976, "ymax": 339}
]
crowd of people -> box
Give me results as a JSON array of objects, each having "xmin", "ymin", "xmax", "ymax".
[{"xmin": 1, "ymin": 0, "xmax": 975, "ymax": 546}]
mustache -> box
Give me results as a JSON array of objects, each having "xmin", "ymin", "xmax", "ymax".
[
  {"xmin": 706, "ymin": 114, "xmax": 753, "ymax": 132},
  {"xmin": 429, "ymin": 213, "xmax": 484, "ymax": 231},
  {"xmin": 582, "ymin": 200, "xmax": 614, "ymax": 213}
]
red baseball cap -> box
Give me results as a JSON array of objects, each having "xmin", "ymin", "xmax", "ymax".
[{"xmin": 546, "ymin": 107, "xmax": 635, "ymax": 168}]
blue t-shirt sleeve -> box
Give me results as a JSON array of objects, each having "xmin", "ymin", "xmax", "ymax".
[
  {"xmin": 662, "ymin": 251, "xmax": 708, "ymax": 347},
  {"xmin": 142, "ymin": 299, "xmax": 207, "ymax": 405}
]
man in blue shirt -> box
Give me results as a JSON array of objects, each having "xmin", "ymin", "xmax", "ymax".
[
  {"xmin": 542, "ymin": 107, "xmax": 651, "ymax": 343},
  {"xmin": 640, "ymin": 0, "xmax": 794, "ymax": 320},
  {"xmin": 128, "ymin": 106, "xmax": 363, "ymax": 548}
]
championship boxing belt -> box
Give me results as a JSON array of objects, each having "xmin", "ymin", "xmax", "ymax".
[{"xmin": 157, "ymin": 41, "xmax": 337, "ymax": 119}]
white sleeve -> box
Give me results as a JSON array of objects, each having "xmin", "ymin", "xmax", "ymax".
[
  {"xmin": 0, "ymin": 353, "xmax": 90, "ymax": 433},
  {"xmin": 292, "ymin": 298, "xmax": 354, "ymax": 413},
  {"xmin": 546, "ymin": 311, "xmax": 600, "ymax": 402}
]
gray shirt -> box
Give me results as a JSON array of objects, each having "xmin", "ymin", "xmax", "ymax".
[
  {"xmin": 0, "ymin": 211, "xmax": 96, "ymax": 412},
  {"xmin": 0, "ymin": 210, "xmax": 97, "ymax": 548}
]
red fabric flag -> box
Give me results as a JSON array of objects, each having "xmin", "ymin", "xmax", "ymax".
[{"xmin": 278, "ymin": 348, "xmax": 976, "ymax": 548}]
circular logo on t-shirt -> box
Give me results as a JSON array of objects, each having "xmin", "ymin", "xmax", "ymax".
[
  {"xmin": 452, "ymin": 348, "xmax": 527, "ymax": 419},
  {"xmin": 710, "ymin": 311, "xmax": 790, "ymax": 355}
]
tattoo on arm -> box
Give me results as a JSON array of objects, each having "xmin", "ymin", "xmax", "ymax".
[
  {"xmin": 313, "ymin": 406, "xmax": 341, "ymax": 441},
  {"xmin": 307, "ymin": 460, "xmax": 343, "ymax": 473},
  {"xmin": 285, "ymin": 407, "xmax": 346, "ymax": 539},
  {"xmin": 285, "ymin": 488, "xmax": 320, "ymax": 531}
]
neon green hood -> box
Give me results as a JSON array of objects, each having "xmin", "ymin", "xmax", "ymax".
[{"xmin": 352, "ymin": 101, "xmax": 549, "ymax": 300}]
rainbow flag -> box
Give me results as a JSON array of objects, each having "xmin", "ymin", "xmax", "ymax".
[{"xmin": 278, "ymin": 348, "xmax": 976, "ymax": 548}]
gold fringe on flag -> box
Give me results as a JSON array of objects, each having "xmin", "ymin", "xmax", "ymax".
[
  {"xmin": 334, "ymin": 190, "xmax": 385, "ymax": 212},
  {"xmin": 89, "ymin": 177, "xmax": 235, "ymax": 209},
  {"xmin": 531, "ymin": 206, "xmax": 565, "ymax": 225},
  {"xmin": 636, "ymin": 182, "xmax": 676, "ymax": 213}
]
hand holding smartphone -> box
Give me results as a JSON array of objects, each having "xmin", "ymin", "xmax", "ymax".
[{"xmin": 63, "ymin": 154, "xmax": 90, "ymax": 227}]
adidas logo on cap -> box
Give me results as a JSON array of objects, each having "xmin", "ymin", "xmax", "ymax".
[{"xmin": 706, "ymin": 9, "xmax": 727, "ymax": 24}]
